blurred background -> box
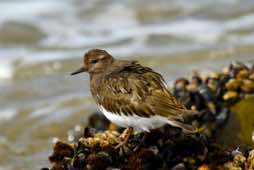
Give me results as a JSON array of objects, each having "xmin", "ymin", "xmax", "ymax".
[{"xmin": 0, "ymin": 0, "xmax": 254, "ymax": 169}]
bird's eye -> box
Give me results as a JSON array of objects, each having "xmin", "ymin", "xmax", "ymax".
[{"xmin": 91, "ymin": 59, "xmax": 98, "ymax": 64}]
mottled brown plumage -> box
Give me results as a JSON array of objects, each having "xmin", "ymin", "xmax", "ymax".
[{"xmin": 71, "ymin": 49, "xmax": 196, "ymax": 133}]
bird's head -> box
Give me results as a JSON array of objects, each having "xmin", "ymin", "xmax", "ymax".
[{"xmin": 71, "ymin": 49, "xmax": 114, "ymax": 75}]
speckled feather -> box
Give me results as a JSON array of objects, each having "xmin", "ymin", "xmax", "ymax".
[{"xmin": 96, "ymin": 62, "xmax": 188, "ymax": 119}]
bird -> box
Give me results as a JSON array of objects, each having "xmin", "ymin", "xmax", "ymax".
[{"xmin": 71, "ymin": 49, "xmax": 198, "ymax": 146}]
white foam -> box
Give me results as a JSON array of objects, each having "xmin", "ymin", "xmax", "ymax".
[
  {"xmin": 0, "ymin": 0, "xmax": 69, "ymax": 22},
  {"xmin": 225, "ymin": 14, "xmax": 254, "ymax": 30},
  {"xmin": 0, "ymin": 0, "xmax": 254, "ymax": 69},
  {"xmin": 0, "ymin": 60, "xmax": 14, "ymax": 80},
  {"xmin": 0, "ymin": 108, "xmax": 17, "ymax": 121},
  {"xmin": 30, "ymin": 105, "xmax": 57, "ymax": 118}
]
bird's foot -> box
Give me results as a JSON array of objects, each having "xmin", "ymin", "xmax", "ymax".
[{"xmin": 115, "ymin": 127, "xmax": 133, "ymax": 149}]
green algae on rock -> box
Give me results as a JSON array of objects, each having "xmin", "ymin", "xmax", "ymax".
[{"xmin": 218, "ymin": 96, "xmax": 254, "ymax": 147}]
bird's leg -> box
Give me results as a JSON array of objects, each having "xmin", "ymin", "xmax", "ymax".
[{"xmin": 115, "ymin": 127, "xmax": 133, "ymax": 149}]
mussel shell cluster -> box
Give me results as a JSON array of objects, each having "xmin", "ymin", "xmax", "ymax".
[
  {"xmin": 173, "ymin": 61, "xmax": 254, "ymax": 136},
  {"xmin": 44, "ymin": 62, "xmax": 254, "ymax": 170}
]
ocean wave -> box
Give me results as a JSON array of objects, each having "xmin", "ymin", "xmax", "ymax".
[
  {"xmin": 0, "ymin": 0, "xmax": 70, "ymax": 23},
  {"xmin": 1, "ymin": 0, "xmax": 254, "ymax": 81}
]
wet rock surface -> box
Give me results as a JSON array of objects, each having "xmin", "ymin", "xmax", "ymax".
[{"xmin": 43, "ymin": 62, "xmax": 254, "ymax": 170}]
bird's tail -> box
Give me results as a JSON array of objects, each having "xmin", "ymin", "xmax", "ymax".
[
  {"xmin": 169, "ymin": 120, "xmax": 197, "ymax": 134},
  {"xmin": 168, "ymin": 109, "xmax": 204, "ymax": 134},
  {"xmin": 180, "ymin": 109, "xmax": 202, "ymax": 122}
]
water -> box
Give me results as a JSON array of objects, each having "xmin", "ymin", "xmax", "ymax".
[{"xmin": 0, "ymin": 0, "xmax": 254, "ymax": 169}]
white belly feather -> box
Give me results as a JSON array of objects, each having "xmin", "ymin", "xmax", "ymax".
[{"xmin": 99, "ymin": 105, "xmax": 171, "ymax": 132}]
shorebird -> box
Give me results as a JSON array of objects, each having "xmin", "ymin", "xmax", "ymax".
[{"xmin": 71, "ymin": 49, "xmax": 197, "ymax": 147}]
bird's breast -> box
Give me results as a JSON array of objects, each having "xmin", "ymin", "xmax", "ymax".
[{"xmin": 98, "ymin": 105, "xmax": 170, "ymax": 132}]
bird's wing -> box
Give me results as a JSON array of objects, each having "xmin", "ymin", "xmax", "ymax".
[{"xmin": 98, "ymin": 63, "xmax": 192, "ymax": 122}]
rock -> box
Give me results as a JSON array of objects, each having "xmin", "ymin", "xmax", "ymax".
[
  {"xmin": 88, "ymin": 113, "xmax": 110, "ymax": 131},
  {"xmin": 241, "ymin": 79, "xmax": 254, "ymax": 93},
  {"xmin": 236, "ymin": 70, "xmax": 249, "ymax": 80},
  {"xmin": 73, "ymin": 153, "xmax": 86, "ymax": 169},
  {"xmin": 124, "ymin": 148, "xmax": 162, "ymax": 170},
  {"xmin": 233, "ymin": 153, "xmax": 246, "ymax": 167},
  {"xmin": 225, "ymin": 79, "xmax": 242, "ymax": 91},
  {"xmin": 247, "ymin": 150, "xmax": 254, "ymax": 169},
  {"xmin": 86, "ymin": 152, "xmax": 112, "ymax": 170},
  {"xmin": 223, "ymin": 91, "xmax": 238, "ymax": 100},
  {"xmin": 171, "ymin": 163, "xmax": 187, "ymax": 170},
  {"xmin": 218, "ymin": 97, "xmax": 254, "ymax": 147},
  {"xmin": 197, "ymin": 164, "xmax": 210, "ymax": 170},
  {"xmin": 43, "ymin": 62, "xmax": 254, "ymax": 170},
  {"xmin": 49, "ymin": 141, "xmax": 74, "ymax": 163},
  {"xmin": 249, "ymin": 73, "xmax": 254, "ymax": 80}
]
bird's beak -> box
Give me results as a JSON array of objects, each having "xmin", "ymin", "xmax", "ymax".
[{"xmin": 70, "ymin": 66, "xmax": 87, "ymax": 76}]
